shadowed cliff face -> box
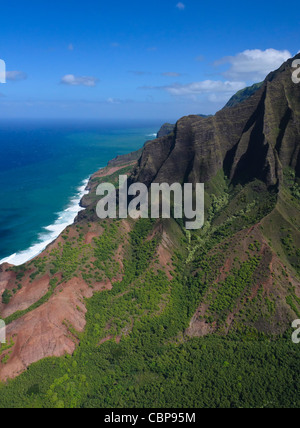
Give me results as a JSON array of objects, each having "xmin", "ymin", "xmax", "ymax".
[{"xmin": 131, "ymin": 54, "xmax": 300, "ymax": 188}]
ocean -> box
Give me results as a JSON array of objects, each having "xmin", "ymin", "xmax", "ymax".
[{"xmin": 0, "ymin": 119, "xmax": 160, "ymax": 266}]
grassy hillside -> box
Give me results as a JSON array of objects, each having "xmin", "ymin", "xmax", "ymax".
[
  {"xmin": 224, "ymin": 82, "xmax": 264, "ymax": 108},
  {"xmin": 0, "ymin": 163, "xmax": 299, "ymax": 408}
]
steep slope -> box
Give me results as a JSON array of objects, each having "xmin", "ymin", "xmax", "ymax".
[
  {"xmin": 0, "ymin": 160, "xmax": 181, "ymax": 381},
  {"xmin": 132, "ymin": 53, "xmax": 300, "ymax": 188},
  {"xmin": 224, "ymin": 82, "xmax": 263, "ymax": 108},
  {"xmin": 0, "ymin": 54, "xmax": 299, "ymax": 408},
  {"xmin": 129, "ymin": 53, "xmax": 300, "ymax": 335},
  {"xmin": 0, "ymin": 164, "xmax": 137, "ymax": 380},
  {"xmin": 157, "ymin": 123, "xmax": 175, "ymax": 138}
]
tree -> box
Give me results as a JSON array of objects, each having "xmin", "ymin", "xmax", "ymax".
[{"xmin": 2, "ymin": 289, "xmax": 12, "ymax": 305}]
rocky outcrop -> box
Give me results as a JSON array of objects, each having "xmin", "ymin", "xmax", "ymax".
[
  {"xmin": 157, "ymin": 123, "xmax": 175, "ymax": 138},
  {"xmin": 107, "ymin": 149, "xmax": 143, "ymax": 168}
]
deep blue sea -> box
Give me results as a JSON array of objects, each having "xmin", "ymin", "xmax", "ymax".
[{"xmin": 0, "ymin": 119, "xmax": 160, "ymax": 265}]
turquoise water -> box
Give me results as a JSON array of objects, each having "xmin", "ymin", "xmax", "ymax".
[{"xmin": 0, "ymin": 119, "xmax": 159, "ymax": 265}]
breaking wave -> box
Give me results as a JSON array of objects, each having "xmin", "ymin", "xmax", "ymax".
[{"xmin": 0, "ymin": 178, "xmax": 90, "ymax": 266}]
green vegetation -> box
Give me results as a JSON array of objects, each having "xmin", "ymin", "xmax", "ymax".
[
  {"xmin": 225, "ymin": 82, "xmax": 264, "ymax": 108},
  {"xmin": 2, "ymin": 59, "xmax": 300, "ymax": 409},
  {"xmin": 209, "ymin": 256, "xmax": 261, "ymax": 321},
  {"xmin": 0, "ymin": 339, "xmax": 14, "ymax": 365},
  {"xmin": 1, "ymin": 290, "xmax": 12, "ymax": 305},
  {"xmin": 0, "ymin": 169, "xmax": 299, "ymax": 408},
  {"xmin": 0, "ymin": 324, "xmax": 299, "ymax": 408},
  {"xmin": 93, "ymin": 223, "xmax": 120, "ymax": 280},
  {"xmin": 286, "ymin": 295, "xmax": 300, "ymax": 318},
  {"xmin": 0, "ymin": 209, "xmax": 299, "ymax": 409}
]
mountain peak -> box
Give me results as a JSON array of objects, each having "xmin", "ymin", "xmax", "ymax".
[{"xmin": 131, "ymin": 53, "xmax": 300, "ymax": 189}]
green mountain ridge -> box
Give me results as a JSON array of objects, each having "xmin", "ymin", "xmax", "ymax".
[
  {"xmin": 0, "ymin": 53, "xmax": 300, "ymax": 408},
  {"xmin": 224, "ymin": 82, "xmax": 264, "ymax": 108}
]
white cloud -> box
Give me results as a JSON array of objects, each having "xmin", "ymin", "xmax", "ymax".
[
  {"xmin": 61, "ymin": 74, "xmax": 98, "ymax": 87},
  {"xmin": 6, "ymin": 71, "xmax": 27, "ymax": 81},
  {"xmin": 138, "ymin": 49, "xmax": 292, "ymax": 106},
  {"xmin": 215, "ymin": 48, "xmax": 292, "ymax": 81},
  {"xmin": 163, "ymin": 80, "xmax": 246, "ymax": 96},
  {"xmin": 176, "ymin": 2, "xmax": 185, "ymax": 10},
  {"xmin": 140, "ymin": 80, "xmax": 246, "ymax": 103}
]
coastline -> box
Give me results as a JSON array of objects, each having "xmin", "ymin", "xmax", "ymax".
[
  {"xmin": 0, "ymin": 177, "xmax": 91, "ymax": 267},
  {"xmin": 0, "ymin": 160, "xmax": 139, "ymax": 268},
  {"xmin": 0, "ymin": 127, "xmax": 157, "ymax": 268}
]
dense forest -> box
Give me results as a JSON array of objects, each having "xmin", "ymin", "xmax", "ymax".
[{"xmin": 0, "ymin": 174, "xmax": 299, "ymax": 408}]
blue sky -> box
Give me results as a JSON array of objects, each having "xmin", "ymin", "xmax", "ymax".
[{"xmin": 0, "ymin": 0, "xmax": 299, "ymax": 122}]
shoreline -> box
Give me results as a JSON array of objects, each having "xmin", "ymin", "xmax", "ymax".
[
  {"xmin": 0, "ymin": 127, "xmax": 155, "ymax": 268},
  {"xmin": 0, "ymin": 176, "xmax": 91, "ymax": 267},
  {"xmin": 0, "ymin": 160, "xmax": 138, "ymax": 268}
]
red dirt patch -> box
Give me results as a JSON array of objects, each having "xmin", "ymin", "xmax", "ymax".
[
  {"xmin": 0, "ymin": 275, "xmax": 50, "ymax": 319},
  {"xmin": 157, "ymin": 243, "xmax": 173, "ymax": 281},
  {"xmin": 186, "ymin": 304, "xmax": 216, "ymax": 337},
  {"xmin": 98, "ymin": 335, "xmax": 121, "ymax": 346},
  {"xmin": 0, "ymin": 277, "xmax": 112, "ymax": 381},
  {"xmin": 85, "ymin": 232, "xmax": 100, "ymax": 245},
  {"xmin": 91, "ymin": 162, "xmax": 136, "ymax": 181},
  {"xmin": 0, "ymin": 268, "xmax": 16, "ymax": 303}
]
